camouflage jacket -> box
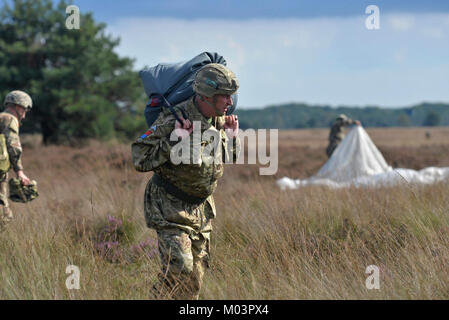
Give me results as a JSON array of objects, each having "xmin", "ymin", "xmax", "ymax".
[
  {"xmin": 0, "ymin": 110, "xmax": 23, "ymax": 172},
  {"xmin": 132, "ymin": 97, "xmax": 240, "ymax": 199},
  {"xmin": 328, "ymin": 118, "xmax": 356, "ymax": 142}
]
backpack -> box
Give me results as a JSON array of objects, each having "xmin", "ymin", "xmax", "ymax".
[{"xmin": 139, "ymin": 52, "xmax": 238, "ymax": 127}]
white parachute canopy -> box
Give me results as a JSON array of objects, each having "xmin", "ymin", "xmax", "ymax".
[{"xmin": 277, "ymin": 126, "xmax": 449, "ymax": 189}]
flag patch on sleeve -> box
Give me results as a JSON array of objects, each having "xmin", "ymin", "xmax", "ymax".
[{"xmin": 140, "ymin": 125, "xmax": 157, "ymax": 139}]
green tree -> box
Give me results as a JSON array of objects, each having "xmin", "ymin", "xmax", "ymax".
[
  {"xmin": 423, "ymin": 111, "xmax": 441, "ymax": 127},
  {"xmin": 397, "ymin": 114, "xmax": 411, "ymax": 127},
  {"xmin": 0, "ymin": 0, "xmax": 145, "ymax": 144}
]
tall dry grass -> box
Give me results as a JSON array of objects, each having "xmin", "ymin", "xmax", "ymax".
[{"xmin": 0, "ymin": 128, "xmax": 448, "ymax": 299}]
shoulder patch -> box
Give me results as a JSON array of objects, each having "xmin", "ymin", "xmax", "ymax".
[{"xmin": 140, "ymin": 125, "xmax": 157, "ymax": 139}]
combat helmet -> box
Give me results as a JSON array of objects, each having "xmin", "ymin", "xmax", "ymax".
[
  {"xmin": 8, "ymin": 178, "xmax": 39, "ymax": 203},
  {"xmin": 4, "ymin": 90, "xmax": 33, "ymax": 110},
  {"xmin": 193, "ymin": 64, "xmax": 239, "ymax": 98},
  {"xmin": 337, "ymin": 114, "xmax": 348, "ymax": 121}
]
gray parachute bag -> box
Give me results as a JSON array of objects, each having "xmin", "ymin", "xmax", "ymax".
[{"xmin": 139, "ymin": 52, "xmax": 238, "ymax": 127}]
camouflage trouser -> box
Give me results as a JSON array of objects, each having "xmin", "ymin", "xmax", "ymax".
[
  {"xmin": 326, "ymin": 138, "xmax": 342, "ymax": 158},
  {"xmin": 144, "ymin": 180, "xmax": 214, "ymax": 300},
  {"xmin": 0, "ymin": 172, "xmax": 12, "ymax": 227}
]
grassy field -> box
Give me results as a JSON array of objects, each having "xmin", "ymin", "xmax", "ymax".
[{"xmin": 0, "ymin": 127, "xmax": 448, "ymax": 299}]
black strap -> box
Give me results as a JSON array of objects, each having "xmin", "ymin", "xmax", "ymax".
[
  {"xmin": 152, "ymin": 173, "xmax": 207, "ymax": 205},
  {"xmin": 158, "ymin": 94, "xmax": 189, "ymax": 125}
]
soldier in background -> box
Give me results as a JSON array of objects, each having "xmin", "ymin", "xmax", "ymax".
[
  {"xmin": 0, "ymin": 91, "xmax": 32, "ymax": 227},
  {"xmin": 326, "ymin": 114, "xmax": 361, "ymax": 158},
  {"xmin": 132, "ymin": 64, "xmax": 240, "ymax": 300}
]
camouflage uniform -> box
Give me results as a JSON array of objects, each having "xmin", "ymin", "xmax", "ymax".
[
  {"xmin": 132, "ymin": 97, "xmax": 240, "ymax": 300},
  {"xmin": 0, "ymin": 91, "xmax": 32, "ymax": 227},
  {"xmin": 0, "ymin": 110, "xmax": 24, "ymax": 226},
  {"xmin": 326, "ymin": 115, "xmax": 357, "ymax": 158}
]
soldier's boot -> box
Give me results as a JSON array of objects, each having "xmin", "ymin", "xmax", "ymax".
[
  {"xmin": 188, "ymin": 258, "xmax": 207, "ymax": 300},
  {"xmin": 149, "ymin": 282, "xmax": 173, "ymax": 300},
  {"xmin": 172, "ymin": 279, "xmax": 200, "ymax": 300},
  {"xmin": 150, "ymin": 273, "xmax": 183, "ymax": 300},
  {"xmin": 150, "ymin": 272, "xmax": 201, "ymax": 300},
  {"xmin": 0, "ymin": 206, "xmax": 13, "ymax": 229},
  {"xmin": 163, "ymin": 260, "xmax": 205, "ymax": 300}
]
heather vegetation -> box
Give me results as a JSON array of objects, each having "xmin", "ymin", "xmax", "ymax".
[{"xmin": 0, "ymin": 128, "xmax": 448, "ymax": 299}]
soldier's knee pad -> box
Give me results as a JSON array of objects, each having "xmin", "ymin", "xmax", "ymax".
[
  {"xmin": 159, "ymin": 243, "xmax": 194, "ymax": 276},
  {"xmin": 168, "ymin": 255, "xmax": 194, "ymax": 276}
]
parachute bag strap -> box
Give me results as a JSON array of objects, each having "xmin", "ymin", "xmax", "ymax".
[{"xmin": 159, "ymin": 94, "xmax": 189, "ymax": 125}]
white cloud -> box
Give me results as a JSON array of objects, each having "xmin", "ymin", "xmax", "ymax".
[
  {"xmin": 108, "ymin": 14, "xmax": 449, "ymax": 108},
  {"xmin": 387, "ymin": 14, "xmax": 415, "ymax": 31},
  {"xmin": 420, "ymin": 27, "xmax": 445, "ymax": 39},
  {"xmin": 108, "ymin": 17, "xmax": 338, "ymax": 64}
]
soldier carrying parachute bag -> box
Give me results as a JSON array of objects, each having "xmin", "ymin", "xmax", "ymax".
[{"xmin": 133, "ymin": 56, "xmax": 240, "ymax": 300}]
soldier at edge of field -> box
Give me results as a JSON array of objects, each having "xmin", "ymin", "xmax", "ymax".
[
  {"xmin": 0, "ymin": 90, "xmax": 33, "ymax": 227},
  {"xmin": 326, "ymin": 114, "xmax": 361, "ymax": 158},
  {"xmin": 131, "ymin": 64, "xmax": 240, "ymax": 300}
]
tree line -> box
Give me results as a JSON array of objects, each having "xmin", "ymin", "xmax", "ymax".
[{"xmin": 236, "ymin": 103, "xmax": 449, "ymax": 130}]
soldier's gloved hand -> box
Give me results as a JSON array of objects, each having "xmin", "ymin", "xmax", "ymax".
[
  {"xmin": 224, "ymin": 115, "xmax": 239, "ymax": 138},
  {"xmin": 17, "ymin": 170, "xmax": 31, "ymax": 186},
  {"xmin": 174, "ymin": 117, "xmax": 193, "ymax": 140},
  {"xmin": 355, "ymin": 120, "xmax": 361, "ymax": 126}
]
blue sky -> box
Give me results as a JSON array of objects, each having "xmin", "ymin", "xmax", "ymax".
[
  {"xmin": 68, "ymin": 0, "xmax": 449, "ymax": 21},
  {"xmin": 63, "ymin": 1, "xmax": 449, "ymax": 108}
]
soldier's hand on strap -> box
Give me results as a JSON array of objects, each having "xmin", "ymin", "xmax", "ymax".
[
  {"xmin": 174, "ymin": 117, "xmax": 193, "ymax": 140},
  {"xmin": 17, "ymin": 170, "xmax": 30, "ymax": 186},
  {"xmin": 224, "ymin": 115, "xmax": 239, "ymax": 138}
]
